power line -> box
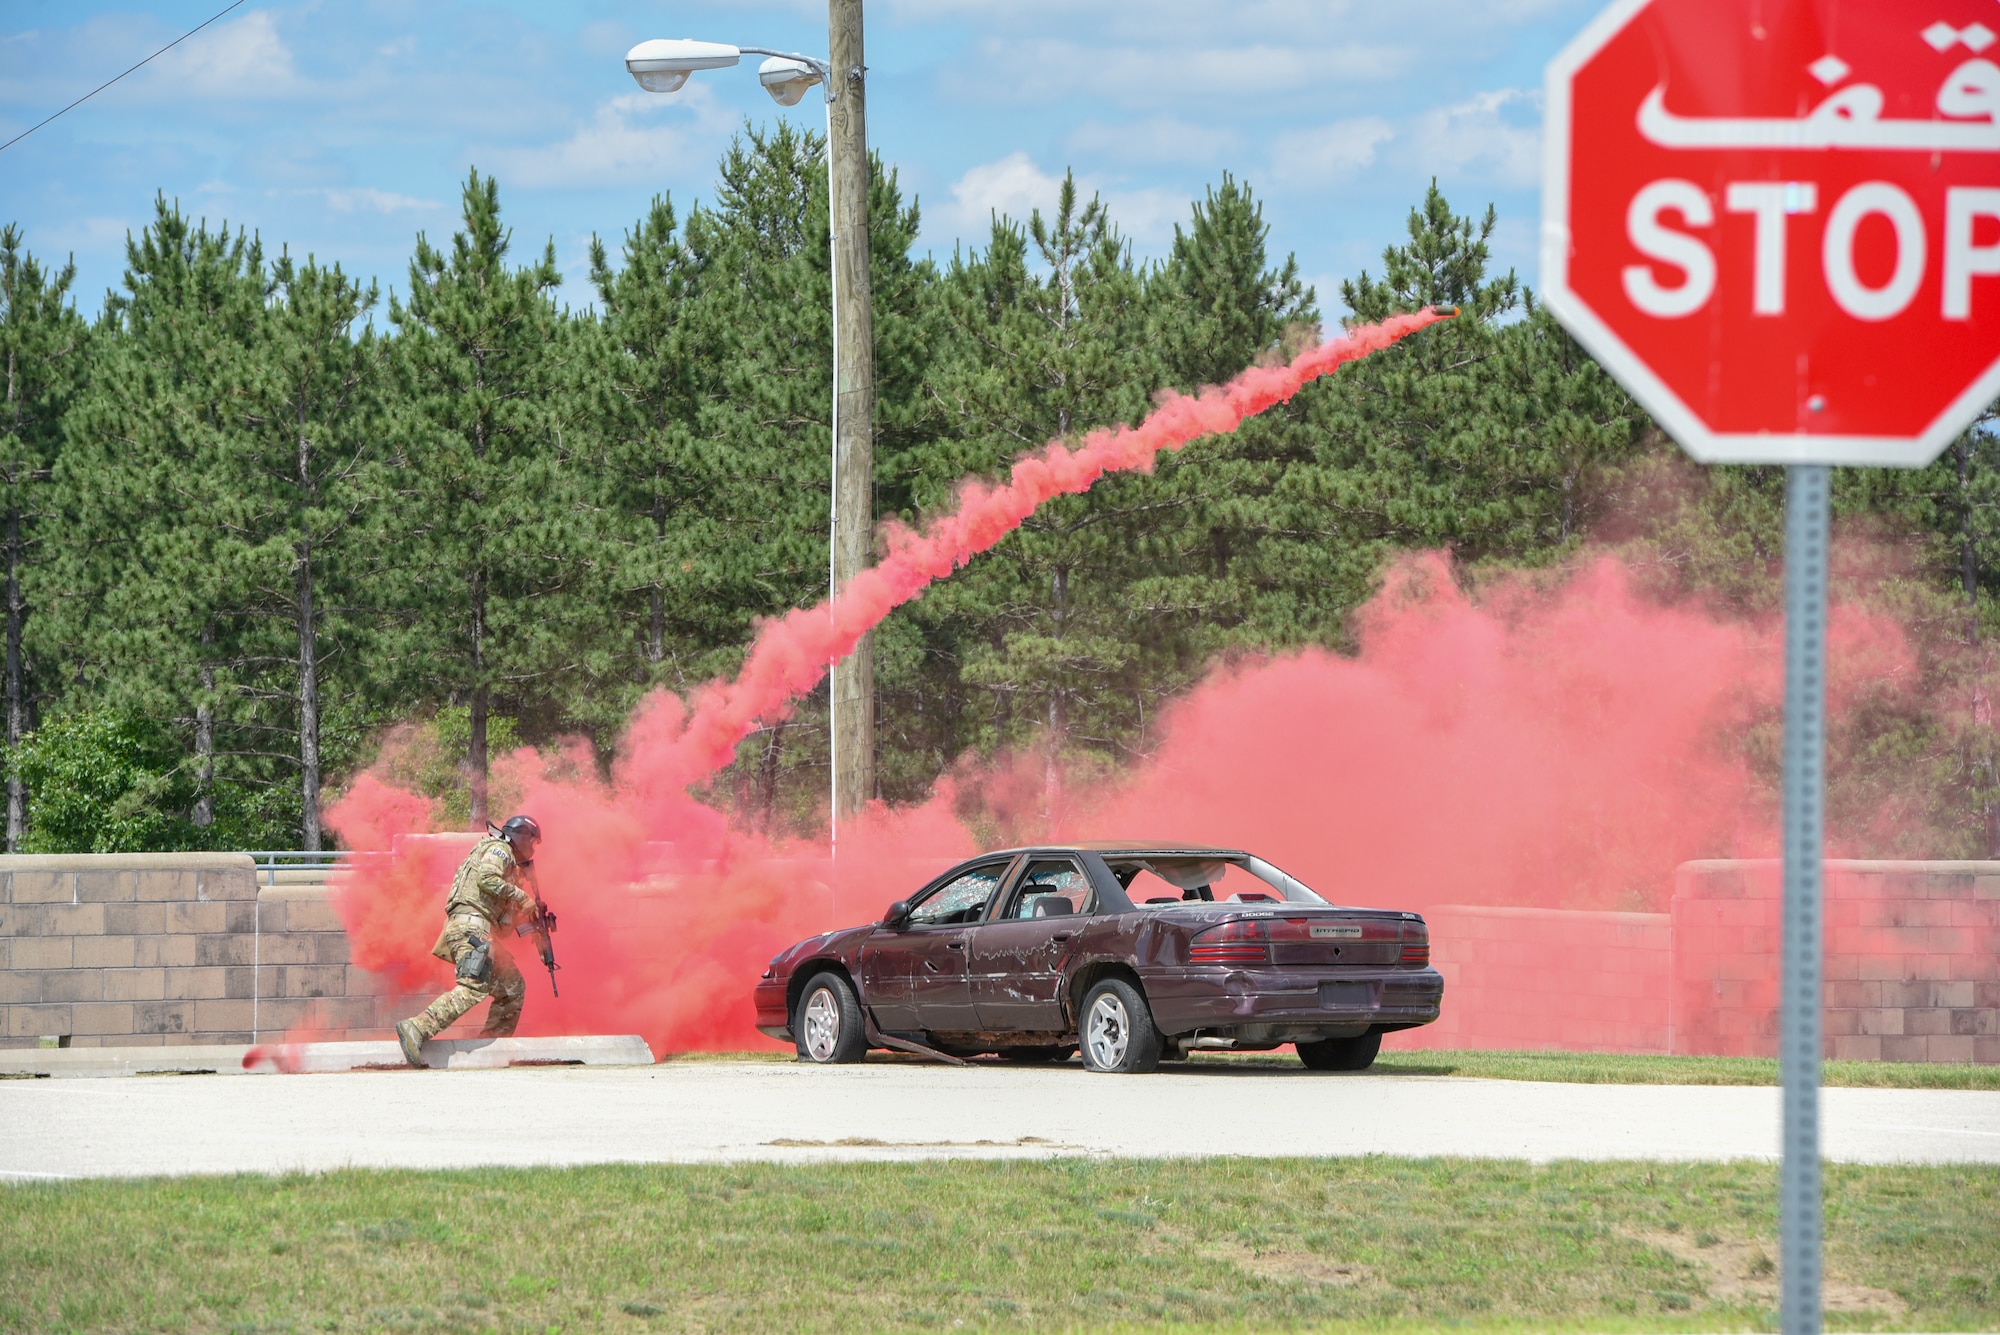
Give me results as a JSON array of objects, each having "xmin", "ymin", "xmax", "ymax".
[{"xmin": 0, "ymin": 0, "xmax": 251, "ymax": 156}]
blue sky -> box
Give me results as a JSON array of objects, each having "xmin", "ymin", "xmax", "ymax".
[{"xmin": 2, "ymin": 0, "xmax": 1599, "ymax": 320}]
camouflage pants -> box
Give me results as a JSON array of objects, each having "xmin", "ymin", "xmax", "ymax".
[{"xmin": 409, "ymin": 916, "xmax": 525, "ymax": 1040}]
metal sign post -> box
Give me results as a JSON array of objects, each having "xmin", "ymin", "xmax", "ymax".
[
  {"xmin": 1780, "ymin": 465, "xmax": 1827, "ymax": 1335},
  {"xmin": 1544, "ymin": 5, "xmax": 2000, "ymax": 1332}
]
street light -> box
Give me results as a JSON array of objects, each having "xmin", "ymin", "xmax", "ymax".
[
  {"xmin": 623, "ymin": 40, "xmax": 832, "ymax": 103},
  {"xmin": 623, "ymin": 6, "xmax": 876, "ymax": 846},
  {"xmin": 758, "ymin": 57, "xmax": 826, "ymax": 108}
]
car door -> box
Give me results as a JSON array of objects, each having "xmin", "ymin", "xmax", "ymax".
[
  {"xmin": 969, "ymin": 857, "xmax": 1093, "ymax": 1032},
  {"xmin": 858, "ymin": 860, "xmax": 1008, "ymax": 1033}
]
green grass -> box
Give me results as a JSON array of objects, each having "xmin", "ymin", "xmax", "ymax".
[
  {"xmin": 4, "ymin": 1158, "xmax": 1995, "ymax": 1333},
  {"xmin": 671, "ymin": 1045, "xmax": 2000, "ymax": 1089},
  {"xmin": 1364, "ymin": 1047, "xmax": 2000, "ymax": 1088}
]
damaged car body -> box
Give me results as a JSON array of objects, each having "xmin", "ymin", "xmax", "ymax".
[{"xmin": 754, "ymin": 842, "xmax": 1443, "ymax": 1073}]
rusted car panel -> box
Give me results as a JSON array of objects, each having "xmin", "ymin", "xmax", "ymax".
[{"xmin": 754, "ymin": 842, "xmax": 1443, "ymax": 1066}]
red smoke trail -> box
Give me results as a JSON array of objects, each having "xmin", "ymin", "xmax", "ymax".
[
  {"xmin": 325, "ymin": 312, "xmax": 1448, "ymax": 1054},
  {"xmin": 624, "ymin": 309, "xmax": 1450, "ymax": 798}
]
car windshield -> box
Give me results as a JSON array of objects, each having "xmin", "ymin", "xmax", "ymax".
[{"xmin": 1107, "ymin": 854, "xmax": 1329, "ymax": 906}]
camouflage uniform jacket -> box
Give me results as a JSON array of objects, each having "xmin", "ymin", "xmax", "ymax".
[{"xmin": 443, "ymin": 835, "xmax": 536, "ymax": 929}]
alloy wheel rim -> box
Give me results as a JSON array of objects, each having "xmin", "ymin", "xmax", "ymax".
[
  {"xmin": 804, "ymin": 988, "xmax": 841, "ymax": 1060},
  {"xmin": 1086, "ymin": 993, "xmax": 1130, "ymax": 1068}
]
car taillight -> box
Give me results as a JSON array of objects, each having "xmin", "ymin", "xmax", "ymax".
[
  {"xmin": 1400, "ymin": 922, "xmax": 1429, "ymax": 966},
  {"xmin": 1190, "ymin": 919, "xmax": 1268, "ymax": 963}
]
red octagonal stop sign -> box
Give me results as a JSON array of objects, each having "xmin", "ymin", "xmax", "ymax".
[{"xmin": 1544, "ymin": 0, "xmax": 2000, "ymax": 464}]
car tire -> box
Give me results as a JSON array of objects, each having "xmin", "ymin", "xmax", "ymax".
[
  {"xmin": 996, "ymin": 1045, "xmax": 1070, "ymax": 1064},
  {"xmin": 1296, "ymin": 1030, "xmax": 1382, "ymax": 1071},
  {"xmin": 1079, "ymin": 978, "xmax": 1162, "ymax": 1074},
  {"xmin": 794, "ymin": 972, "xmax": 868, "ymax": 1064}
]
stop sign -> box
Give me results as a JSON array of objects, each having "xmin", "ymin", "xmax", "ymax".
[{"xmin": 1544, "ymin": 0, "xmax": 2000, "ymax": 464}]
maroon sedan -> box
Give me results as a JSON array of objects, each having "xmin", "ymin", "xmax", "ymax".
[{"xmin": 754, "ymin": 842, "xmax": 1442, "ymax": 1073}]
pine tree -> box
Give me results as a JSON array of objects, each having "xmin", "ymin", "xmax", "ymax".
[
  {"xmin": 0, "ymin": 226, "xmax": 85, "ymax": 849},
  {"xmin": 585, "ymin": 195, "xmax": 710, "ymax": 697},
  {"xmin": 387, "ymin": 170, "xmax": 573, "ymax": 825},
  {"xmin": 917, "ymin": 174, "xmax": 1160, "ymax": 775},
  {"xmin": 623, "ymin": 125, "xmax": 936, "ymax": 827},
  {"xmin": 43, "ymin": 198, "xmax": 270, "ymax": 836},
  {"xmin": 1152, "ymin": 173, "xmax": 1313, "ymax": 391},
  {"xmin": 1291, "ymin": 183, "xmax": 1644, "ymax": 584},
  {"xmin": 204, "ymin": 251, "xmax": 390, "ymax": 847}
]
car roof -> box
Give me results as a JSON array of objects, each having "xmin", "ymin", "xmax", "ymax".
[{"xmin": 981, "ymin": 841, "xmax": 1250, "ymax": 859}]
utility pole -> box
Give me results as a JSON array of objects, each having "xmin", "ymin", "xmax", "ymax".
[{"xmin": 827, "ymin": 0, "xmax": 873, "ymax": 818}]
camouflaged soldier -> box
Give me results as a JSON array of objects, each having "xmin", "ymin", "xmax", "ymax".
[{"xmin": 396, "ymin": 815, "xmax": 542, "ymax": 1066}]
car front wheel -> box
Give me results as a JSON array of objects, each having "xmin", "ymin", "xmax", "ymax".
[
  {"xmin": 1079, "ymin": 979, "xmax": 1162, "ymax": 1073},
  {"xmin": 795, "ymin": 973, "xmax": 868, "ymax": 1064},
  {"xmin": 1296, "ymin": 1030, "xmax": 1382, "ymax": 1071}
]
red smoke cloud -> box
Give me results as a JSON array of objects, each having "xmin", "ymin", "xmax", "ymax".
[
  {"xmin": 324, "ymin": 545, "xmax": 1920, "ymax": 1056},
  {"xmin": 324, "ymin": 312, "xmax": 1936, "ymax": 1059},
  {"xmin": 1073, "ymin": 552, "xmax": 1913, "ymax": 913},
  {"xmin": 327, "ymin": 313, "xmax": 1447, "ymax": 1053}
]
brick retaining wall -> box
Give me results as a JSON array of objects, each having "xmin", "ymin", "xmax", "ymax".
[
  {"xmin": 1384, "ymin": 861, "xmax": 2000, "ymax": 1062},
  {"xmin": 6, "ymin": 853, "xmax": 1997, "ymax": 1059},
  {"xmin": 0, "ymin": 855, "xmax": 414, "ymax": 1048},
  {"xmin": 1396, "ymin": 905, "xmax": 1673, "ymax": 1053},
  {"xmin": 1672, "ymin": 860, "xmax": 2000, "ymax": 1063}
]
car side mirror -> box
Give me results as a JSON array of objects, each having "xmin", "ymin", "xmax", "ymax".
[{"xmin": 881, "ymin": 899, "xmax": 911, "ymax": 929}]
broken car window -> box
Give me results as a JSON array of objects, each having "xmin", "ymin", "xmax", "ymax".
[
  {"xmin": 1111, "ymin": 856, "xmax": 1330, "ymax": 907},
  {"xmin": 1008, "ymin": 860, "xmax": 1091, "ymax": 918},
  {"xmin": 908, "ymin": 865, "xmax": 1006, "ymax": 926}
]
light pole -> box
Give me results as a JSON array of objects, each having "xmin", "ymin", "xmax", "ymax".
[{"xmin": 625, "ymin": 3, "xmax": 876, "ymax": 840}]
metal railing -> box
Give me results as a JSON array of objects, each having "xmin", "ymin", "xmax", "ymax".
[{"xmin": 244, "ymin": 850, "xmax": 352, "ymax": 885}]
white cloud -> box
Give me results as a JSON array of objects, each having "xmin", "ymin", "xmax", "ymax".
[
  {"xmin": 884, "ymin": 0, "xmax": 1571, "ymax": 39},
  {"xmin": 1266, "ymin": 116, "xmax": 1395, "ymax": 186},
  {"xmin": 1102, "ymin": 186, "xmax": 1189, "ymax": 245},
  {"xmin": 935, "ymin": 153, "xmax": 1187, "ymax": 250},
  {"xmin": 578, "ymin": 20, "xmax": 638, "ymax": 59},
  {"xmin": 152, "ymin": 11, "xmax": 299, "ymax": 99},
  {"xmin": 1485, "ymin": 214, "xmax": 1538, "ymax": 282},
  {"xmin": 1405, "ymin": 87, "xmax": 1542, "ymax": 188},
  {"xmin": 42, "ymin": 216, "xmax": 130, "ymax": 254},
  {"xmin": 309, "ymin": 188, "xmax": 442, "ymax": 215},
  {"xmin": 1066, "ymin": 117, "xmax": 1238, "ymax": 167},
  {"xmin": 487, "ymin": 89, "xmax": 731, "ymax": 191},
  {"xmin": 943, "ymin": 151, "xmax": 1064, "ymax": 232},
  {"xmin": 956, "ymin": 37, "xmax": 1412, "ymax": 110}
]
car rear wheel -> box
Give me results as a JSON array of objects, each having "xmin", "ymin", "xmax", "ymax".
[
  {"xmin": 795, "ymin": 973, "xmax": 868, "ymax": 1064},
  {"xmin": 1079, "ymin": 979, "xmax": 1162, "ymax": 1074},
  {"xmin": 1296, "ymin": 1030, "xmax": 1382, "ymax": 1071}
]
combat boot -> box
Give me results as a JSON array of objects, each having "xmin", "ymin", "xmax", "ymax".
[{"xmin": 395, "ymin": 1018, "xmax": 426, "ymax": 1068}]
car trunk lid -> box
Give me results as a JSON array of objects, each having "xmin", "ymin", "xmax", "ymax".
[{"xmin": 1187, "ymin": 910, "xmax": 1422, "ymax": 967}]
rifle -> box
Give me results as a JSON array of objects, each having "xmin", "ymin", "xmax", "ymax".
[{"xmin": 512, "ymin": 856, "xmax": 561, "ymax": 997}]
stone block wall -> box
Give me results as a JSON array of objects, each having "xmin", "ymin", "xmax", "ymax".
[
  {"xmin": 1396, "ymin": 905, "xmax": 1673, "ymax": 1053},
  {"xmin": 247, "ymin": 885, "xmax": 415, "ymax": 1043},
  {"xmin": 0, "ymin": 854, "xmax": 413, "ymax": 1048},
  {"xmin": 1672, "ymin": 860, "xmax": 2000, "ymax": 1063},
  {"xmin": 7, "ymin": 853, "xmax": 1997, "ymax": 1059},
  {"xmin": 1385, "ymin": 863, "xmax": 1999, "ymax": 1062}
]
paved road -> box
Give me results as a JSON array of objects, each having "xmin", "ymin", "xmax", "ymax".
[{"xmin": 3, "ymin": 1060, "xmax": 1995, "ymax": 1180}]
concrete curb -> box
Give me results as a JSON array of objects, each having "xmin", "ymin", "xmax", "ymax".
[{"xmin": 0, "ymin": 1035, "xmax": 655, "ymax": 1077}]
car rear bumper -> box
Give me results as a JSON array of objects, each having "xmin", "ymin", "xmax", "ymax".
[{"xmin": 1142, "ymin": 966, "xmax": 1443, "ymax": 1037}]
